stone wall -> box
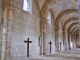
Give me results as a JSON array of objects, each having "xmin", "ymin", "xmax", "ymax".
[
  {"xmin": 11, "ymin": 8, "xmax": 40, "ymax": 60},
  {"xmin": 45, "ymin": 23, "xmax": 55, "ymax": 55},
  {"xmin": 12, "ymin": 0, "xmax": 38, "ymax": 16},
  {"xmin": 76, "ymin": 35, "xmax": 80, "ymax": 48},
  {"xmin": 32, "ymin": 0, "xmax": 38, "ymax": 17},
  {"xmin": 12, "ymin": 0, "xmax": 23, "ymax": 10},
  {"xmin": 58, "ymin": 29, "xmax": 64, "ymax": 51}
]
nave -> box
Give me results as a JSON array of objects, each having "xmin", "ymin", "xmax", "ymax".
[
  {"xmin": 28, "ymin": 48, "xmax": 80, "ymax": 60},
  {"xmin": 0, "ymin": 0, "xmax": 80, "ymax": 60}
]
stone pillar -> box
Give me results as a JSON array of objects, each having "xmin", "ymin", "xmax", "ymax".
[
  {"xmin": 40, "ymin": 18, "xmax": 47, "ymax": 56},
  {"xmin": 43, "ymin": 18, "xmax": 47, "ymax": 55},
  {"xmin": 73, "ymin": 35, "xmax": 76, "ymax": 48},
  {"xmin": 55, "ymin": 28, "xmax": 59, "ymax": 52},
  {"xmin": 68, "ymin": 33, "xmax": 71, "ymax": 49},
  {"xmin": 71, "ymin": 35, "xmax": 74, "ymax": 49},
  {"xmin": 1, "ymin": 15, "xmax": 7, "ymax": 60},
  {"xmin": 1, "ymin": 1, "xmax": 13, "ymax": 60},
  {"xmin": 43, "ymin": 32, "xmax": 46, "ymax": 55},
  {"xmin": 63, "ymin": 31, "xmax": 68, "ymax": 50},
  {"xmin": 40, "ymin": 19, "xmax": 43, "ymax": 56},
  {"xmin": 5, "ymin": 2, "xmax": 13, "ymax": 60},
  {"xmin": 74, "ymin": 34, "xmax": 77, "ymax": 48},
  {"xmin": 63, "ymin": 31, "xmax": 66, "ymax": 50},
  {"xmin": 66, "ymin": 32, "xmax": 68, "ymax": 50},
  {"xmin": 1, "ymin": 1, "xmax": 8, "ymax": 60}
]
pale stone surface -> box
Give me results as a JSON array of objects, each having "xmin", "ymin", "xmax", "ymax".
[
  {"xmin": 28, "ymin": 48, "xmax": 80, "ymax": 60},
  {"xmin": 52, "ymin": 0, "xmax": 78, "ymax": 19},
  {"xmin": 12, "ymin": 0, "xmax": 23, "ymax": 10},
  {"xmin": 32, "ymin": 0, "xmax": 38, "ymax": 17},
  {"xmin": 11, "ymin": 8, "xmax": 40, "ymax": 60},
  {"xmin": 45, "ymin": 23, "xmax": 55, "ymax": 55},
  {"xmin": 0, "ymin": 0, "xmax": 79, "ymax": 60}
]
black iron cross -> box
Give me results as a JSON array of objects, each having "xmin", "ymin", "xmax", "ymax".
[
  {"xmin": 60, "ymin": 42, "xmax": 62, "ymax": 51},
  {"xmin": 49, "ymin": 41, "xmax": 52, "ymax": 53},
  {"xmin": 24, "ymin": 38, "xmax": 32, "ymax": 57}
]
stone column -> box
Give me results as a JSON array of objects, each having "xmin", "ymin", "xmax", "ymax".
[
  {"xmin": 71, "ymin": 35, "xmax": 74, "ymax": 49},
  {"xmin": 1, "ymin": 0, "xmax": 8, "ymax": 60},
  {"xmin": 1, "ymin": 1, "xmax": 13, "ymax": 60},
  {"xmin": 5, "ymin": 1, "xmax": 13, "ymax": 60},
  {"xmin": 1, "ymin": 13, "xmax": 7, "ymax": 60},
  {"xmin": 55, "ymin": 28, "xmax": 59, "ymax": 52},
  {"xmin": 43, "ymin": 32, "xmax": 46, "ymax": 55},
  {"xmin": 40, "ymin": 19, "xmax": 43, "ymax": 56},
  {"xmin": 63, "ymin": 31, "xmax": 68, "ymax": 50},
  {"xmin": 74, "ymin": 34, "xmax": 77, "ymax": 48},
  {"xmin": 68, "ymin": 33, "xmax": 71, "ymax": 49},
  {"xmin": 40, "ymin": 18, "xmax": 47, "ymax": 56},
  {"xmin": 43, "ymin": 18, "xmax": 47, "ymax": 55},
  {"xmin": 73, "ymin": 35, "xmax": 76, "ymax": 48},
  {"xmin": 66, "ymin": 32, "xmax": 68, "ymax": 50},
  {"xmin": 63, "ymin": 31, "xmax": 66, "ymax": 50}
]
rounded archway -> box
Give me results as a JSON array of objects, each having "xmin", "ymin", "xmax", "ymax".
[
  {"xmin": 74, "ymin": 29, "xmax": 80, "ymax": 48},
  {"xmin": 62, "ymin": 17, "xmax": 79, "ymax": 49}
]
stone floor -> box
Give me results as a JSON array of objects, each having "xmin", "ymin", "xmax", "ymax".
[
  {"xmin": 28, "ymin": 48, "xmax": 80, "ymax": 60},
  {"xmin": 0, "ymin": 48, "xmax": 80, "ymax": 60}
]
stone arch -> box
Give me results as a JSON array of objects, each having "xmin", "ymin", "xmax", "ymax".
[
  {"xmin": 40, "ymin": 0, "xmax": 56, "ymax": 18},
  {"xmin": 55, "ymin": 9, "xmax": 78, "ymax": 45},
  {"xmin": 40, "ymin": 0, "xmax": 78, "ymax": 52},
  {"xmin": 74, "ymin": 29, "xmax": 80, "ymax": 43},
  {"xmin": 55, "ymin": 9, "xmax": 78, "ymax": 27},
  {"xmin": 63, "ymin": 17, "xmax": 79, "ymax": 31},
  {"xmin": 40, "ymin": 0, "xmax": 77, "ymax": 18},
  {"xmin": 55, "ymin": 9, "xmax": 78, "ymax": 51},
  {"xmin": 68, "ymin": 25, "xmax": 79, "ymax": 34},
  {"xmin": 47, "ymin": 10, "xmax": 52, "ymax": 24},
  {"xmin": 74, "ymin": 29, "xmax": 80, "ymax": 38},
  {"xmin": 40, "ymin": 0, "xmax": 56, "ymax": 55},
  {"xmin": 68, "ymin": 22, "xmax": 79, "ymax": 32},
  {"xmin": 74, "ymin": 29, "xmax": 79, "ymax": 37},
  {"xmin": 47, "ymin": 8, "xmax": 55, "ymax": 24},
  {"xmin": 70, "ymin": 26, "xmax": 79, "ymax": 42},
  {"xmin": 67, "ymin": 22, "xmax": 79, "ymax": 43},
  {"xmin": 62, "ymin": 17, "xmax": 78, "ymax": 46},
  {"xmin": 73, "ymin": 29, "xmax": 79, "ymax": 48},
  {"xmin": 71, "ymin": 26, "xmax": 80, "ymax": 35}
]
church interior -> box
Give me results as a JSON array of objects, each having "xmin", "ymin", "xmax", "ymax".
[{"xmin": 0, "ymin": 0, "xmax": 80, "ymax": 60}]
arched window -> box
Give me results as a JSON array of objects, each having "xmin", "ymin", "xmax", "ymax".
[
  {"xmin": 23, "ymin": 0, "xmax": 32, "ymax": 13},
  {"xmin": 47, "ymin": 11, "xmax": 51, "ymax": 24},
  {"xmin": 23, "ymin": 0, "xmax": 28, "ymax": 11}
]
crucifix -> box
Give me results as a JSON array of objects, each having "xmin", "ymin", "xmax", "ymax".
[
  {"xmin": 24, "ymin": 38, "xmax": 32, "ymax": 57},
  {"xmin": 49, "ymin": 41, "xmax": 52, "ymax": 53},
  {"xmin": 60, "ymin": 42, "xmax": 62, "ymax": 51}
]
